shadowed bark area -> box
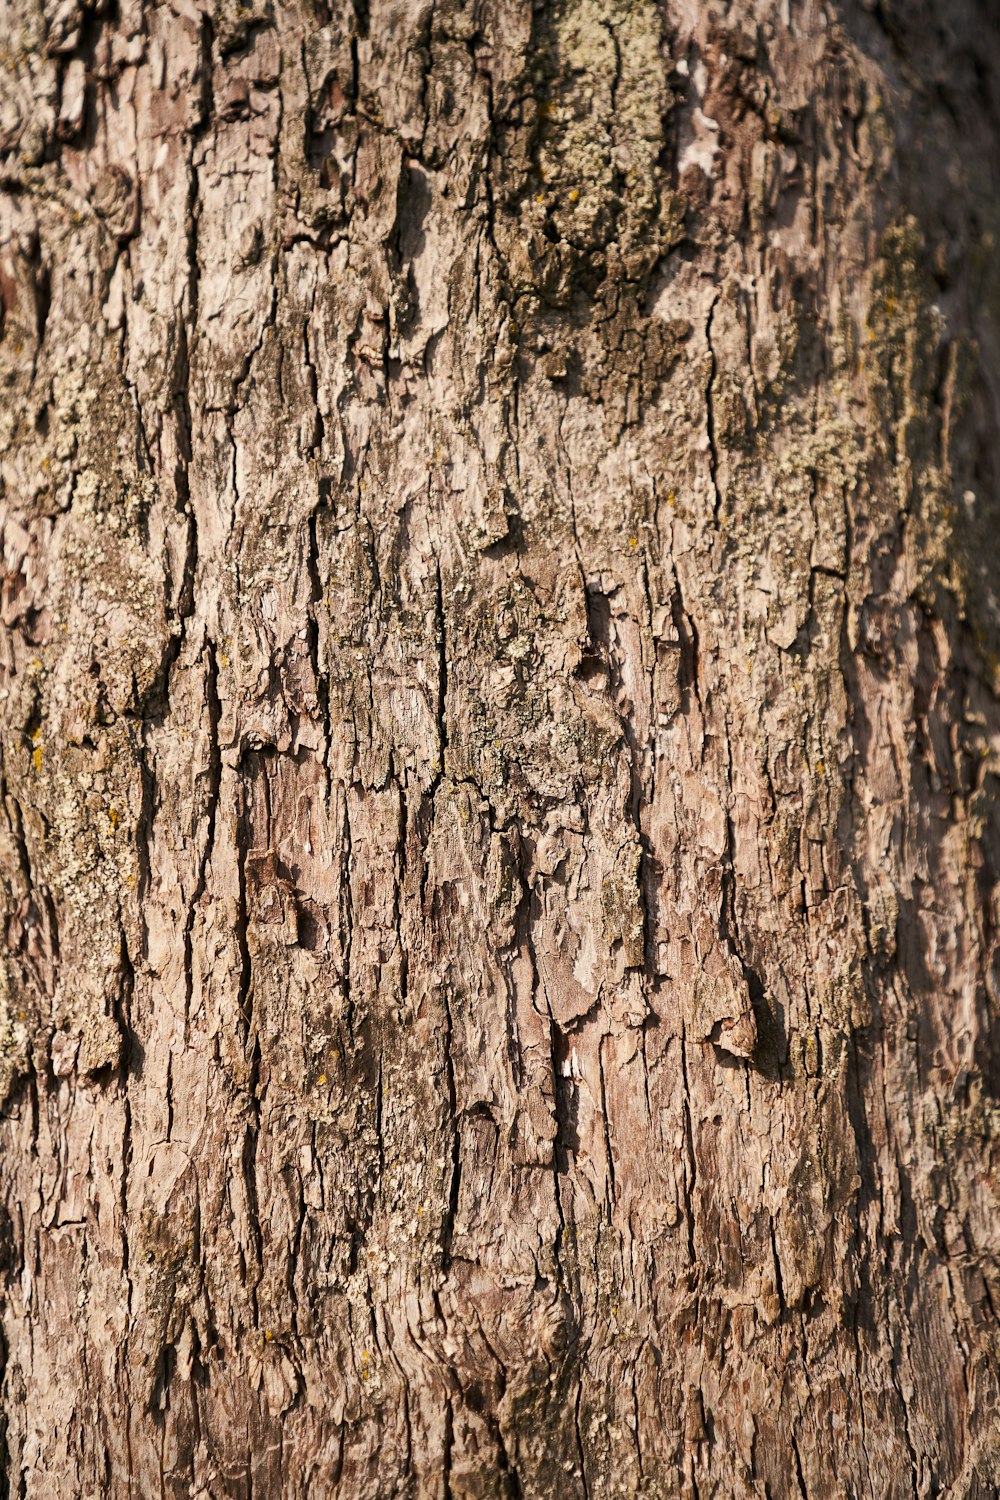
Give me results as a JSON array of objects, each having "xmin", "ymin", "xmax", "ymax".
[{"xmin": 2, "ymin": 0, "xmax": 1000, "ymax": 1494}]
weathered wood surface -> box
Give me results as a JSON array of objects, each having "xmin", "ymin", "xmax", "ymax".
[{"xmin": 2, "ymin": 0, "xmax": 1000, "ymax": 1494}]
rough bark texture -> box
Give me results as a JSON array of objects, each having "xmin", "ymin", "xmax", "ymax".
[{"xmin": 2, "ymin": 0, "xmax": 1000, "ymax": 1494}]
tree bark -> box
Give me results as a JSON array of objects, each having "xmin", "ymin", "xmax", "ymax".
[{"xmin": 2, "ymin": 0, "xmax": 1000, "ymax": 1494}]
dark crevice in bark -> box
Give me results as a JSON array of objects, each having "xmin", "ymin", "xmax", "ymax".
[
  {"xmin": 182, "ymin": 641, "xmax": 221, "ymax": 1035},
  {"xmin": 164, "ymin": 1050, "xmax": 174, "ymax": 1144},
  {"xmin": 0, "ymin": 1326, "xmax": 8, "ymax": 1500},
  {"xmin": 536, "ymin": 923, "xmax": 570, "ymax": 1279},
  {"xmin": 430, "ymin": 556, "xmax": 449, "ymax": 793},
  {"xmin": 145, "ymin": 39, "xmax": 207, "ymax": 720},
  {"xmin": 602, "ymin": 19, "xmax": 623, "ymax": 120},
  {"xmin": 630, "ymin": 1355, "xmax": 645, "ymax": 1479},
  {"xmin": 670, "ymin": 561, "xmax": 704, "ymax": 726},
  {"xmin": 439, "ymin": 986, "xmax": 461, "ymax": 1274},
  {"xmin": 442, "ymin": 1394, "xmax": 455, "ymax": 1500},
  {"xmin": 887, "ymin": 1274, "xmax": 922, "ymax": 1500},
  {"xmin": 234, "ymin": 775, "xmax": 263, "ymax": 1320},
  {"xmin": 721, "ymin": 724, "xmax": 779, "ymax": 1071},
  {"xmin": 597, "ymin": 1034, "xmax": 617, "ymax": 1203},
  {"xmin": 119, "ymin": 1093, "xmax": 135, "ymax": 1481},
  {"xmin": 115, "ymin": 247, "xmax": 154, "ymax": 485},
  {"xmin": 341, "ymin": 792, "xmax": 356, "ymax": 1044},
  {"xmin": 705, "ymin": 291, "xmax": 722, "ymax": 528},
  {"xmin": 26, "ymin": 254, "xmax": 49, "ymax": 386},
  {"xmin": 573, "ymin": 1377, "xmax": 590, "ymax": 1500},
  {"xmin": 235, "ymin": 777, "xmax": 255, "ymax": 1034},
  {"xmin": 305, "ymin": 506, "xmax": 332, "ymax": 801},
  {"xmin": 679, "ymin": 1020, "xmax": 697, "ymax": 1266}
]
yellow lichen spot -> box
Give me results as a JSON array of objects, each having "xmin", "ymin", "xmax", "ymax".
[
  {"xmin": 316, "ymin": 1073, "xmax": 327, "ymax": 1086},
  {"xmin": 108, "ymin": 805, "xmax": 121, "ymax": 834},
  {"xmin": 884, "ymin": 295, "xmax": 896, "ymax": 318},
  {"xmin": 815, "ymin": 758, "xmax": 825, "ymax": 777},
  {"xmin": 667, "ymin": 490, "xmax": 677, "ymax": 507},
  {"xmin": 535, "ymin": 193, "xmax": 545, "ymax": 204},
  {"xmin": 628, "ymin": 536, "xmax": 638, "ymax": 549},
  {"xmin": 30, "ymin": 728, "xmax": 43, "ymax": 773},
  {"xmin": 332, "ymin": 1048, "xmax": 340, "ymax": 1060},
  {"xmin": 569, "ymin": 189, "xmax": 580, "ymax": 203},
  {"xmin": 264, "ymin": 1329, "xmax": 273, "ymax": 1342}
]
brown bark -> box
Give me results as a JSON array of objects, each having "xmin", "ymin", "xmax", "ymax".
[{"xmin": 2, "ymin": 0, "xmax": 1000, "ymax": 1494}]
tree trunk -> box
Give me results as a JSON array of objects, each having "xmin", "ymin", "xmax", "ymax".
[{"xmin": 2, "ymin": 0, "xmax": 1000, "ymax": 1494}]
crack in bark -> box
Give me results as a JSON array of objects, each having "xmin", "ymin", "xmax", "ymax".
[{"xmin": 704, "ymin": 291, "xmax": 722, "ymax": 528}]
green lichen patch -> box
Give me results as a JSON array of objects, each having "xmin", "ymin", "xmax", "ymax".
[
  {"xmin": 861, "ymin": 219, "xmax": 1000, "ymax": 677},
  {"xmin": 489, "ymin": 0, "xmax": 687, "ymax": 433},
  {"xmin": 525, "ymin": 0, "xmax": 676, "ymax": 281}
]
